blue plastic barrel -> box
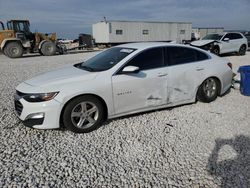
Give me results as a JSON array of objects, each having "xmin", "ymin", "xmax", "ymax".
[{"xmin": 238, "ymin": 65, "xmax": 250, "ymax": 96}]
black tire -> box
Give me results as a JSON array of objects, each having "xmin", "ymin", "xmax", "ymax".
[
  {"xmin": 197, "ymin": 77, "xmax": 219, "ymax": 103},
  {"xmin": 3, "ymin": 46, "xmax": 9, "ymax": 57},
  {"xmin": 38, "ymin": 49, "xmax": 43, "ymax": 56},
  {"xmin": 238, "ymin": 45, "xmax": 246, "ymax": 56},
  {"xmin": 4, "ymin": 42, "xmax": 23, "ymax": 58},
  {"xmin": 212, "ymin": 46, "xmax": 220, "ymax": 56},
  {"xmin": 40, "ymin": 41, "xmax": 56, "ymax": 56},
  {"xmin": 62, "ymin": 95, "xmax": 105, "ymax": 133}
]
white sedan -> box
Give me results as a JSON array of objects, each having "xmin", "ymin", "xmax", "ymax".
[{"xmin": 14, "ymin": 43, "xmax": 233, "ymax": 133}]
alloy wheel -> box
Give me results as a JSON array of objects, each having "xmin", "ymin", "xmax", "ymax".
[
  {"xmin": 203, "ymin": 78, "xmax": 217, "ymax": 98},
  {"xmin": 70, "ymin": 101, "xmax": 99, "ymax": 129}
]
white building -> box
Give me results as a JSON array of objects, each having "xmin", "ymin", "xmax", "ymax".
[
  {"xmin": 192, "ymin": 27, "xmax": 224, "ymax": 40},
  {"xmin": 92, "ymin": 20, "xmax": 192, "ymax": 45}
]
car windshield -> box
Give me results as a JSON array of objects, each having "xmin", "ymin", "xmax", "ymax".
[
  {"xmin": 202, "ymin": 34, "xmax": 223, "ymax": 40},
  {"xmin": 76, "ymin": 47, "xmax": 136, "ymax": 72}
]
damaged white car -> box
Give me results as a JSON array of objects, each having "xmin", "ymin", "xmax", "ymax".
[
  {"xmin": 191, "ymin": 32, "xmax": 248, "ymax": 56},
  {"xmin": 14, "ymin": 43, "xmax": 233, "ymax": 133}
]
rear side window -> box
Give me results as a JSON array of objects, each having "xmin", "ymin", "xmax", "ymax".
[
  {"xmin": 167, "ymin": 47, "xmax": 196, "ymax": 65},
  {"xmin": 166, "ymin": 47, "xmax": 209, "ymax": 66},
  {"xmin": 125, "ymin": 47, "xmax": 164, "ymax": 70},
  {"xmin": 223, "ymin": 33, "xmax": 243, "ymax": 40},
  {"xmin": 233, "ymin": 33, "xmax": 243, "ymax": 39},
  {"xmin": 196, "ymin": 50, "xmax": 209, "ymax": 61}
]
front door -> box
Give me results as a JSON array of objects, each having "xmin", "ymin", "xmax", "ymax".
[
  {"xmin": 112, "ymin": 47, "xmax": 168, "ymax": 115},
  {"xmin": 220, "ymin": 33, "xmax": 235, "ymax": 53}
]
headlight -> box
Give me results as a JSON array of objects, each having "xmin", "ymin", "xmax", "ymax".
[{"xmin": 23, "ymin": 92, "xmax": 59, "ymax": 102}]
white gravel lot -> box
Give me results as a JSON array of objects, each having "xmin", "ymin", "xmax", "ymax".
[{"xmin": 0, "ymin": 51, "xmax": 250, "ymax": 187}]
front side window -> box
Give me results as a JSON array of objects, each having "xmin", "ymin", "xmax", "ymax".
[
  {"xmin": 167, "ymin": 47, "xmax": 208, "ymax": 66},
  {"xmin": 125, "ymin": 47, "xmax": 164, "ymax": 70},
  {"xmin": 233, "ymin": 33, "xmax": 243, "ymax": 39},
  {"xmin": 116, "ymin": 30, "xmax": 123, "ymax": 35},
  {"xmin": 76, "ymin": 47, "xmax": 136, "ymax": 72},
  {"xmin": 14, "ymin": 22, "xmax": 30, "ymax": 33},
  {"xmin": 223, "ymin": 33, "xmax": 234, "ymax": 40},
  {"xmin": 19, "ymin": 22, "xmax": 25, "ymax": 31}
]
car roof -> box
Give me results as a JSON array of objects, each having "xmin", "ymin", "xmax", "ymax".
[
  {"xmin": 223, "ymin": 32, "xmax": 244, "ymax": 35},
  {"xmin": 117, "ymin": 42, "xmax": 188, "ymax": 50},
  {"xmin": 206, "ymin": 32, "xmax": 243, "ymax": 35}
]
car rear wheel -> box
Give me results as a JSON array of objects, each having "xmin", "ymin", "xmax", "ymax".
[
  {"xmin": 238, "ymin": 45, "xmax": 246, "ymax": 56},
  {"xmin": 197, "ymin": 77, "xmax": 219, "ymax": 103},
  {"xmin": 62, "ymin": 96, "xmax": 105, "ymax": 133}
]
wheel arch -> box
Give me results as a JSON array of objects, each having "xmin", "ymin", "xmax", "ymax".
[
  {"xmin": 59, "ymin": 93, "xmax": 108, "ymax": 127},
  {"xmin": 240, "ymin": 43, "xmax": 247, "ymax": 50},
  {"xmin": 196, "ymin": 76, "xmax": 222, "ymax": 100},
  {"xmin": 1, "ymin": 38, "xmax": 23, "ymax": 50},
  {"xmin": 213, "ymin": 44, "xmax": 220, "ymax": 51},
  {"xmin": 38, "ymin": 40, "xmax": 50, "ymax": 50}
]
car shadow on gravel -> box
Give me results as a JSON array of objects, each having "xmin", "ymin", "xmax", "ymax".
[
  {"xmin": 220, "ymin": 88, "xmax": 232, "ymax": 97},
  {"xmin": 220, "ymin": 52, "xmax": 240, "ymax": 57},
  {"xmin": 19, "ymin": 54, "xmax": 42, "ymax": 58},
  {"xmin": 104, "ymin": 102, "xmax": 196, "ymax": 128},
  {"xmin": 207, "ymin": 135, "xmax": 250, "ymax": 187}
]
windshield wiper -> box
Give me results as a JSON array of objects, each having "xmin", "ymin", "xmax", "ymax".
[
  {"xmin": 80, "ymin": 65, "xmax": 95, "ymax": 72},
  {"xmin": 74, "ymin": 63, "xmax": 95, "ymax": 72}
]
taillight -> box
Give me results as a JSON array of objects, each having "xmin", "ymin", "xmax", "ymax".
[{"xmin": 227, "ymin": 62, "xmax": 232, "ymax": 69}]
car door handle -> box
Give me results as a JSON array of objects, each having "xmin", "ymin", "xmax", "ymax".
[
  {"xmin": 196, "ymin": 67, "xmax": 204, "ymax": 71},
  {"xmin": 157, "ymin": 73, "xmax": 168, "ymax": 77}
]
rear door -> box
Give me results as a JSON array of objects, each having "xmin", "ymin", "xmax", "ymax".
[
  {"xmin": 165, "ymin": 47, "xmax": 210, "ymax": 104},
  {"xmin": 231, "ymin": 33, "xmax": 245, "ymax": 52},
  {"xmin": 112, "ymin": 47, "xmax": 168, "ymax": 115}
]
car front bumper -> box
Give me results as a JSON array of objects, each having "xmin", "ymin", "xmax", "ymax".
[{"xmin": 14, "ymin": 96, "xmax": 62, "ymax": 129}]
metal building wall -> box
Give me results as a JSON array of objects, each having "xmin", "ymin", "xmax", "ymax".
[
  {"xmin": 198, "ymin": 28, "xmax": 224, "ymax": 39},
  {"xmin": 93, "ymin": 21, "xmax": 192, "ymax": 44},
  {"xmin": 92, "ymin": 22, "xmax": 110, "ymax": 43}
]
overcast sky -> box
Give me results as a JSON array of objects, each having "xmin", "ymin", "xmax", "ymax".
[{"xmin": 0, "ymin": 0, "xmax": 249, "ymax": 39}]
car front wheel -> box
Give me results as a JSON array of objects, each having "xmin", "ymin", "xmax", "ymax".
[
  {"xmin": 62, "ymin": 96, "xmax": 105, "ymax": 133},
  {"xmin": 211, "ymin": 46, "xmax": 220, "ymax": 56},
  {"xmin": 197, "ymin": 78, "xmax": 219, "ymax": 103}
]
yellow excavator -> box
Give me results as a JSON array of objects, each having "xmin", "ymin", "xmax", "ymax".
[{"xmin": 0, "ymin": 20, "xmax": 61, "ymax": 58}]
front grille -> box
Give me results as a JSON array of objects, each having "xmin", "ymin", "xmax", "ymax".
[{"xmin": 14, "ymin": 99, "xmax": 23, "ymax": 116}]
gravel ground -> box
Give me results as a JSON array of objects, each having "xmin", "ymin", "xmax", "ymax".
[{"xmin": 0, "ymin": 51, "xmax": 250, "ymax": 187}]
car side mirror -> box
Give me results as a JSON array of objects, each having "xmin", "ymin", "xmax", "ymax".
[
  {"xmin": 122, "ymin": 66, "xmax": 140, "ymax": 74},
  {"xmin": 223, "ymin": 38, "xmax": 230, "ymax": 42}
]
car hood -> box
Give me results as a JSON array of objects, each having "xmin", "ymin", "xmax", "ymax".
[
  {"xmin": 191, "ymin": 40, "xmax": 216, "ymax": 47},
  {"xmin": 24, "ymin": 65, "xmax": 97, "ymax": 88}
]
